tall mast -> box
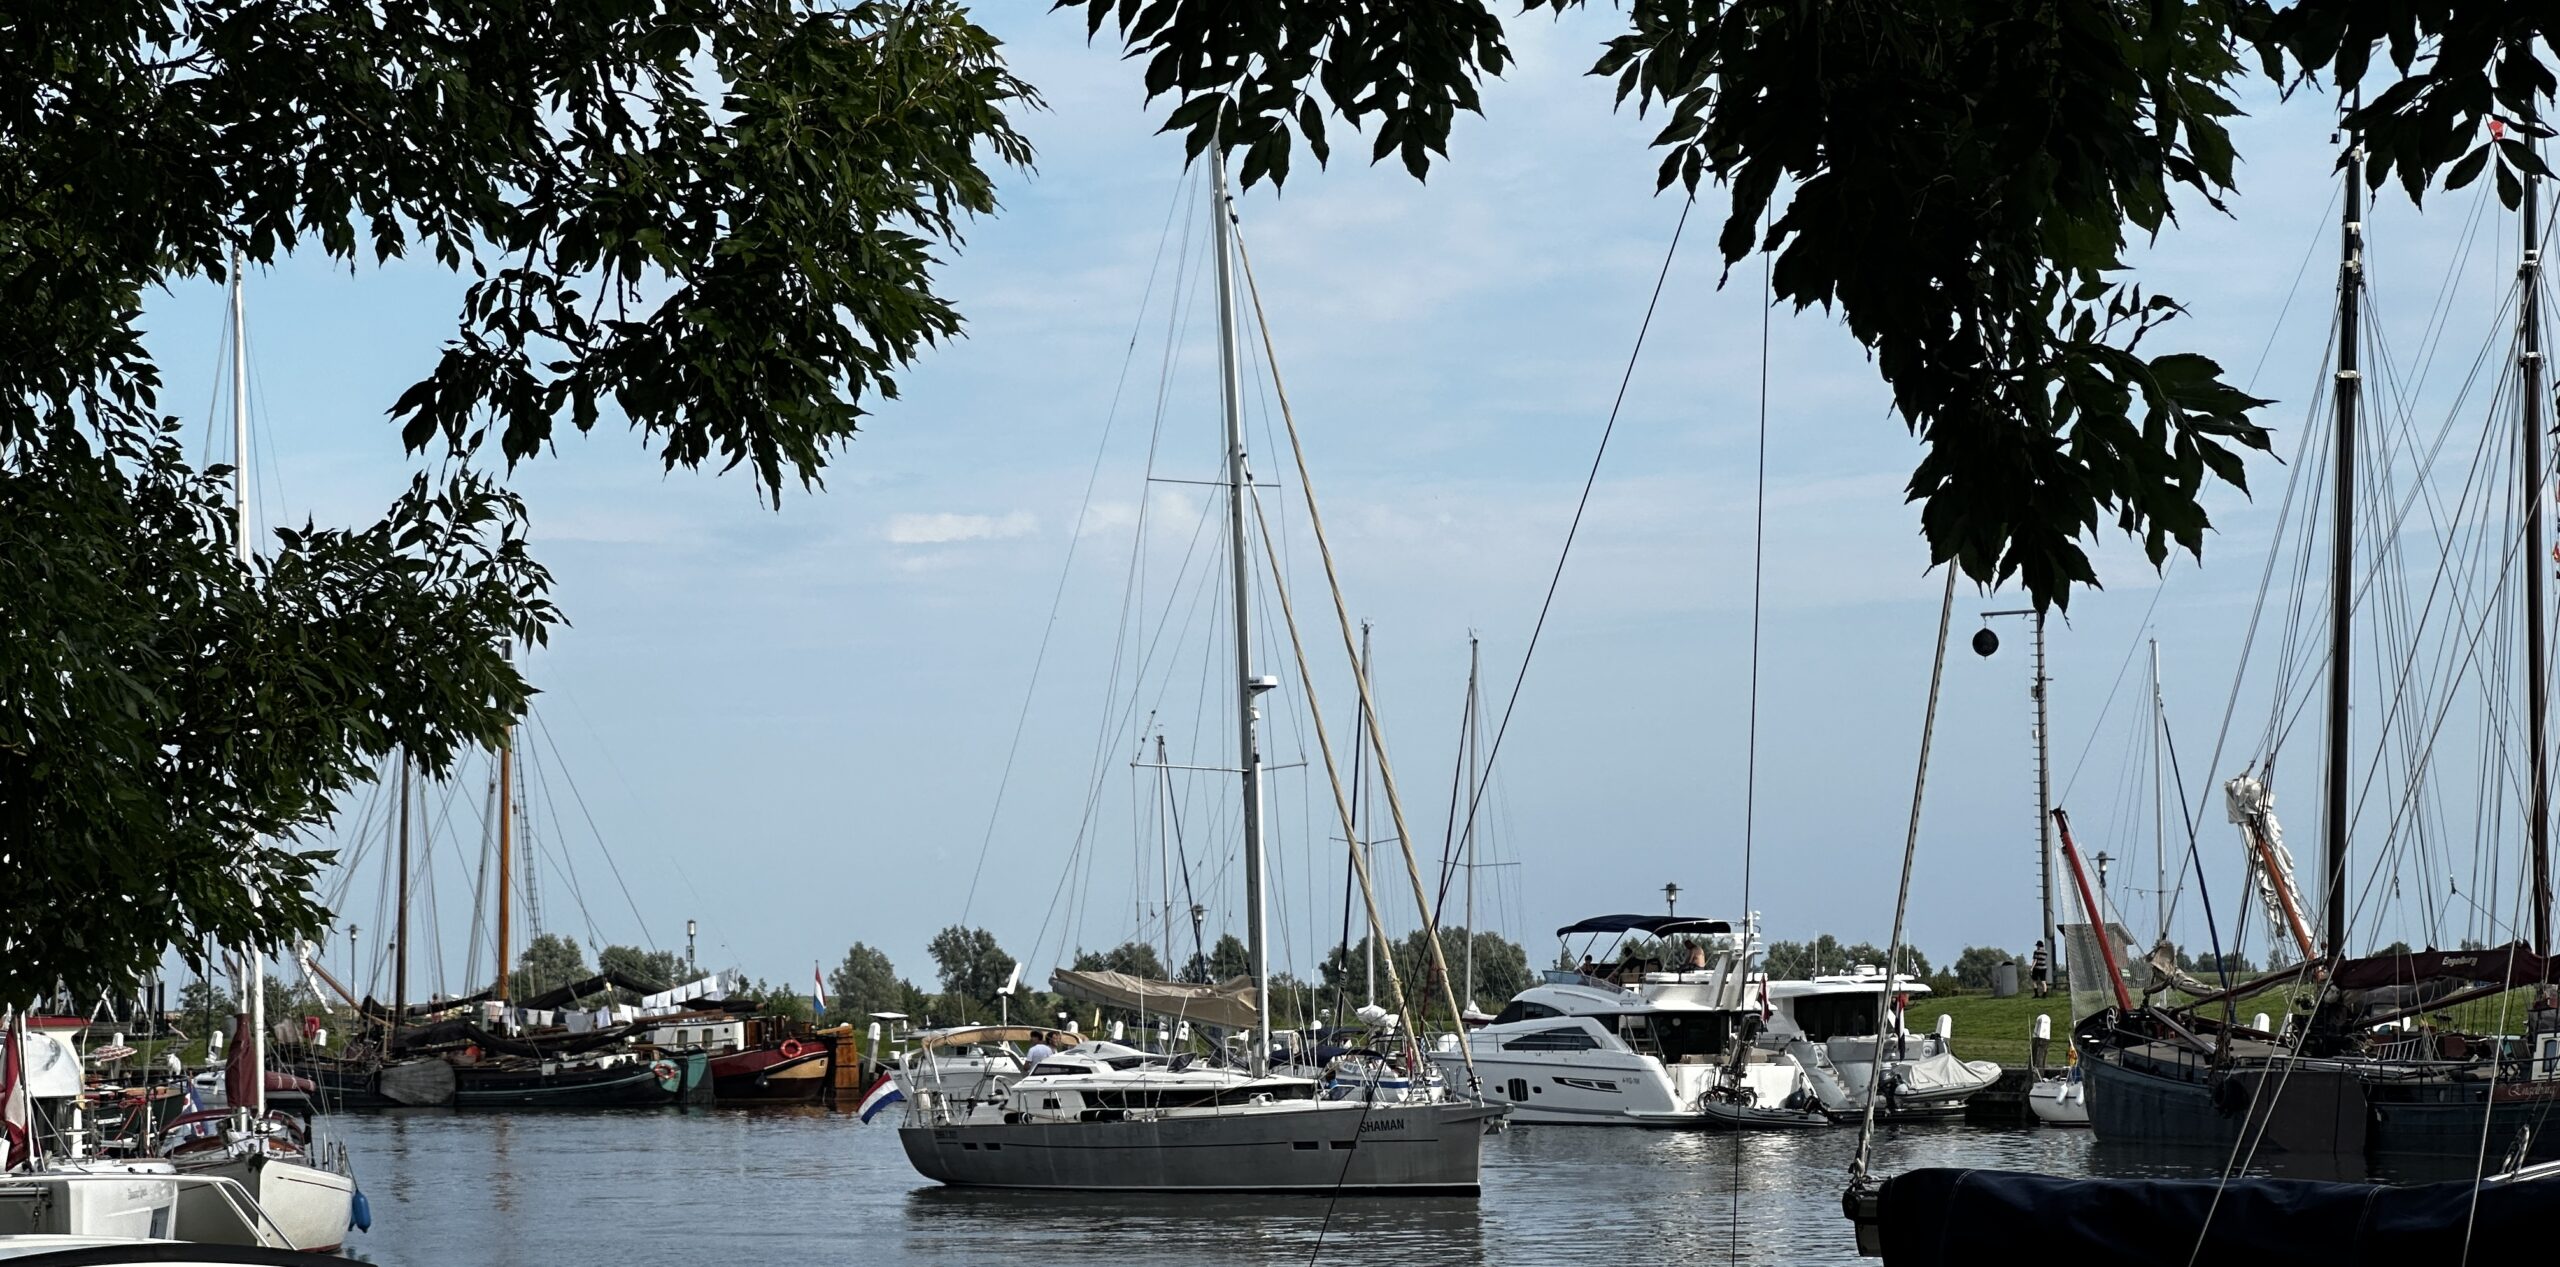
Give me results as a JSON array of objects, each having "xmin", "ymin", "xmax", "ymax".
[
  {"xmin": 2033, "ymin": 610, "xmax": 2055, "ymax": 974},
  {"xmin": 394, "ymin": 755, "xmax": 411, "ymax": 1050},
  {"xmin": 1463, "ymin": 634, "xmax": 1480, "ymax": 1012},
  {"xmin": 2325, "ymin": 112, "xmax": 2363, "ymax": 963},
  {"xmin": 495, "ymin": 724, "xmax": 514, "ymax": 1000},
  {"xmin": 2522, "ymin": 125, "xmax": 2552, "ymax": 956},
  {"xmin": 1359, "ymin": 620, "xmax": 1375, "ymax": 1010},
  {"xmin": 2150, "ymin": 640, "xmax": 2166, "ymax": 943},
  {"xmin": 1210, "ymin": 152, "xmax": 1272, "ymax": 1069},
  {"xmin": 229, "ymin": 248, "xmax": 266, "ymax": 1120}
]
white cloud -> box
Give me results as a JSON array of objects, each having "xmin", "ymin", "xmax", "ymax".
[{"xmin": 883, "ymin": 510, "xmax": 1038, "ymax": 545}]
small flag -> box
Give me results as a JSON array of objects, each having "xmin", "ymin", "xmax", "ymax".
[
  {"xmin": 812, "ymin": 962, "xmax": 828, "ymax": 1017},
  {"xmin": 2, "ymin": 1025, "xmax": 30, "ymax": 1170},
  {"xmin": 856, "ymin": 1072, "xmax": 905, "ymax": 1123}
]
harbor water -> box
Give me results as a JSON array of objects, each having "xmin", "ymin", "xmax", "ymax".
[{"xmin": 334, "ymin": 1110, "xmax": 2195, "ymax": 1265}]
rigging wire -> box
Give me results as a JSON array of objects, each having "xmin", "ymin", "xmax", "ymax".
[
  {"xmin": 1730, "ymin": 206, "xmax": 1775, "ymax": 1265},
  {"xmin": 1443, "ymin": 193, "xmax": 1699, "ymax": 869}
]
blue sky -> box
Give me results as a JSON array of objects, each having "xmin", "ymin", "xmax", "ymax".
[{"xmin": 157, "ymin": 11, "xmax": 2551, "ymax": 1007}]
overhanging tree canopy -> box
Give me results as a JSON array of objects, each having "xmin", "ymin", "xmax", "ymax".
[
  {"xmin": 1, "ymin": 0, "xmax": 1033, "ymax": 1004},
  {"xmin": 1061, "ymin": 0, "xmax": 2556, "ymax": 605}
]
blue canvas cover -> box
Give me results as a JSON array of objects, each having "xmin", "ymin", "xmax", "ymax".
[{"xmin": 1874, "ymin": 1166, "xmax": 2557, "ymax": 1266}]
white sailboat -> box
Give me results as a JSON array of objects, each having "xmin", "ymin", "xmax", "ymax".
[
  {"xmin": 895, "ymin": 154, "xmax": 1501, "ymax": 1193},
  {"xmin": 158, "ymin": 254, "xmax": 359, "ymax": 1253}
]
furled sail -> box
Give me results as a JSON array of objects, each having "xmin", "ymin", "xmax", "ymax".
[
  {"xmin": 2226, "ymin": 773, "xmax": 2313, "ymax": 964},
  {"xmin": 1047, "ymin": 970, "xmax": 1259, "ymax": 1033}
]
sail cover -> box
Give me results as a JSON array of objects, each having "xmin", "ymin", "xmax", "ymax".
[
  {"xmin": 1048, "ymin": 970, "xmax": 1259, "ymax": 1031},
  {"xmin": 1869, "ymin": 1166, "xmax": 2560, "ymax": 1266}
]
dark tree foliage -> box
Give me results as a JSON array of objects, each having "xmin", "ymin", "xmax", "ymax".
[
  {"xmin": 926, "ymin": 925, "xmax": 1016, "ymax": 1008},
  {"xmin": 1071, "ymin": 941, "xmax": 1170, "ymax": 979},
  {"xmin": 2, "ymin": 1, "xmax": 1034, "ymax": 1004},
  {"xmin": 829, "ymin": 942, "xmax": 906, "ymax": 1019},
  {"xmin": 598, "ymin": 944, "xmax": 687, "ymax": 991},
  {"xmin": 1062, "ymin": 0, "xmax": 2555, "ymax": 607},
  {"xmin": 509, "ymin": 931, "xmax": 589, "ymax": 999},
  {"xmin": 1951, "ymin": 945, "xmax": 2020, "ymax": 990}
]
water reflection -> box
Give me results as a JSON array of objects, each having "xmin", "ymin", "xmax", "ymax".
[{"xmin": 331, "ymin": 1109, "xmax": 2482, "ymax": 1267}]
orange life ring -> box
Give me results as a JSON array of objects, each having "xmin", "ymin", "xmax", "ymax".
[{"xmin": 780, "ymin": 1038, "xmax": 808, "ymax": 1060}]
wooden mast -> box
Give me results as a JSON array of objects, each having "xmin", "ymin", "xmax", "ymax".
[
  {"xmin": 2521, "ymin": 126, "xmax": 2552, "ymax": 956},
  {"xmin": 394, "ymin": 755, "xmax": 411, "ymax": 1046},
  {"xmin": 2323, "ymin": 111, "xmax": 2362, "ymax": 963},
  {"xmin": 496, "ymin": 726, "xmax": 514, "ymax": 1000}
]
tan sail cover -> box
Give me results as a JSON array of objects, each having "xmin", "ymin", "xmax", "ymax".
[{"xmin": 1048, "ymin": 970, "xmax": 1259, "ymax": 1031}]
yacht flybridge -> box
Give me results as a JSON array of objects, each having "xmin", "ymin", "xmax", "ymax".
[
  {"xmin": 891, "ymin": 150, "xmax": 1501, "ymax": 1194},
  {"xmin": 1433, "ymin": 912, "xmax": 2001, "ymax": 1127}
]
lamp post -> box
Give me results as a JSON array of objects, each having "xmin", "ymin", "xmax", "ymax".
[
  {"xmin": 1974, "ymin": 607, "xmax": 2057, "ymax": 979},
  {"xmin": 686, "ymin": 919, "xmax": 698, "ymax": 978},
  {"xmin": 1664, "ymin": 882, "xmax": 1681, "ymax": 917},
  {"xmin": 2095, "ymin": 851, "xmax": 2113, "ymax": 903}
]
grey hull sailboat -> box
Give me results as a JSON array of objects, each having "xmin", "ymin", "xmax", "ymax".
[{"xmin": 895, "ymin": 150, "xmax": 1495, "ymax": 1196}]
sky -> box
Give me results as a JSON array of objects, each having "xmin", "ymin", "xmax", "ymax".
[{"xmin": 149, "ymin": 10, "xmax": 2556, "ymax": 1008}]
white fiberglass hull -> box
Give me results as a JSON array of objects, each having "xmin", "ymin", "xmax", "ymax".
[
  {"xmin": 900, "ymin": 1098, "xmax": 1501, "ymax": 1193},
  {"xmin": 178, "ymin": 1154, "xmax": 352, "ymax": 1252},
  {"xmin": 2027, "ymin": 1075, "xmax": 2090, "ymax": 1127}
]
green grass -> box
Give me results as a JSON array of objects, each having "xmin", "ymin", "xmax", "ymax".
[
  {"xmin": 1905, "ymin": 986, "xmax": 2549, "ymax": 1069},
  {"xmin": 1902, "ymin": 992, "xmax": 2077, "ymax": 1068}
]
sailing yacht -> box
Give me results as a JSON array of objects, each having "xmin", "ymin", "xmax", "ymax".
[
  {"xmin": 153, "ymin": 255, "xmax": 359, "ymax": 1254},
  {"xmin": 895, "ymin": 153, "xmax": 1502, "ymax": 1193},
  {"xmin": 2068, "ymin": 118, "xmax": 2560, "ymax": 1167}
]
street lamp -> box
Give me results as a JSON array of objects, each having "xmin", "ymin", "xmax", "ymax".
[
  {"xmin": 685, "ymin": 919, "xmax": 698, "ymax": 978},
  {"xmin": 1975, "ymin": 606, "xmax": 2057, "ymax": 980},
  {"xmin": 1664, "ymin": 882, "xmax": 1681, "ymax": 917},
  {"xmin": 2094, "ymin": 850, "xmax": 2113, "ymax": 902}
]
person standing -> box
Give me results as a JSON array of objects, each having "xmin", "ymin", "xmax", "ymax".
[
  {"xmin": 1024, "ymin": 1031, "xmax": 1055, "ymax": 1069},
  {"xmin": 2030, "ymin": 940, "xmax": 2052, "ymax": 998}
]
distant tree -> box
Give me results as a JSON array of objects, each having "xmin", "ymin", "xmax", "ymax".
[
  {"xmin": 926, "ymin": 926, "xmax": 1015, "ymax": 1010},
  {"xmin": 1759, "ymin": 940, "xmax": 1815, "ymax": 981},
  {"xmin": 736, "ymin": 978, "xmax": 813, "ymax": 1023},
  {"xmin": 177, "ymin": 980, "xmax": 234, "ymax": 1037},
  {"xmin": 2374, "ymin": 940, "xmax": 2415, "ymax": 958},
  {"xmin": 1071, "ymin": 941, "xmax": 1168, "ymax": 979},
  {"xmin": 509, "ymin": 933, "xmax": 589, "ymax": 1000},
  {"xmin": 597, "ymin": 945, "xmax": 685, "ymax": 992},
  {"xmin": 1840, "ymin": 942, "xmax": 1932, "ymax": 980},
  {"xmin": 829, "ymin": 943, "xmax": 904, "ymax": 1021},
  {"xmin": 2190, "ymin": 951, "xmax": 2256, "ymax": 978},
  {"xmin": 1951, "ymin": 946, "xmax": 2018, "ymax": 991},
  {"xmin": 2460, "ymin": 937, "xmax": 2489, "ymax": 952},
  {"xmin": 1208, "ymin": 934, "xmax": 1250, "ymax": 982}
]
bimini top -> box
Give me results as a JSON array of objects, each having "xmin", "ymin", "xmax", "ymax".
[{"xmin": 1555, "ymin": 914, "xmax": 1733, "ymax": 938}]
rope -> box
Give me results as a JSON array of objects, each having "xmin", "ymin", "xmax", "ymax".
[
  {"xmin": 1847, "ymin": 567, "xmax": 1960, "ymax": 1187},
  {"xmin": 1731, "ymin": 211, "xmax": 1772, "ymax": 1262},
  {"xmin": 1440, "ymin": 196, "xmax": 1698, "ymax": 889}
]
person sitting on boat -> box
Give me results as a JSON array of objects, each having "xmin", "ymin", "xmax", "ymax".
[
  {"xmin": 1024, "ymin": 1032, "xmax": 1055, "ymax": 1069},
  {"xmin": 1684, "ymin": 942, "xmax": 1709, "ymax": 971}
]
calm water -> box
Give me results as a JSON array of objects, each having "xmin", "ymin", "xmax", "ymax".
[{"xmin": 325, "ymin": 1109, "xmax": 2218, "ymax": 1266}]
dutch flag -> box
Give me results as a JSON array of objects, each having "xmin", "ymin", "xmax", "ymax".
[
  {"xmin": 811, "ymin": 962, "xmax": 828, "ymax": 1018},
  {"xmin": 856, "ymin": 1072, "xmax": 904, "ymax": 1123}
]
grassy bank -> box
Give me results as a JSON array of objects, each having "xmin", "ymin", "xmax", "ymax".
[{"xmin": 1902, "ymin": 992, "xmax": 2075, "ymax": 1068}]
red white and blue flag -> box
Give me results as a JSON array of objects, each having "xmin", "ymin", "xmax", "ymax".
[
  {"xmin": 811, "ymin": 963, "xmax": 828, "ymax": 1018},
  {"xmin": 856, "ymin": 1072, "xmax": 904, "ymax": 1123}
]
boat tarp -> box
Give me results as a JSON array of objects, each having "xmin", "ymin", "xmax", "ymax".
[
  {"xmin": 2329, "ymin": 941, "xmax": 2550, "ymax": 992},
  {"xmin": 1554, "ymin": 914, "xmax": 1733, "ymax": 938},
  {"xmin": 1048, "ymin": 969, "xmax": 1259, "ymax": 1031},
  {"xmin": 1872, "ymin": 1166, "xmax": 2559, "ymax": 1267}
]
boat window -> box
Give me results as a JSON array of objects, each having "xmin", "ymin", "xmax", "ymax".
[
  {"xmin": 1028, "ymin": 1063, "xmax": 1085, "ymax": 1077},
  {"xmin": 1791, "ymin": 994, "xmax": 1883, "ymax": 1040},
  {"xmin": 1492, "ymin": 1000, "xmax": 1563, "ymax": 1026},
  {"xmin": 1501, "ymin": 1026, "xmax": 1600, "ymax": 1052}
]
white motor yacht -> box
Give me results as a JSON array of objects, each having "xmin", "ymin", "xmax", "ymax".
[
  {"xmin": 1759, "ymin": 967, "xmax": 2002, "ymax": 1119},
  {"xmin": 1426, "ymin": 914, "xmax": 1826, "ymax": 1127}
]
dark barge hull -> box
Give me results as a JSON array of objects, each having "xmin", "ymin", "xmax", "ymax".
[{"xmin": 453, "ymin": 1050, "xmax": 709, "ymax": 1109}]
